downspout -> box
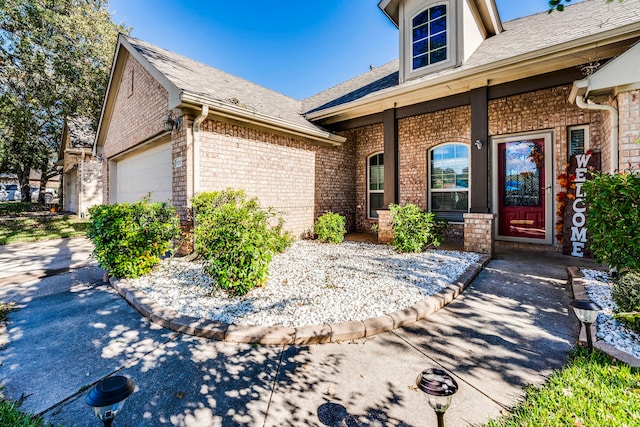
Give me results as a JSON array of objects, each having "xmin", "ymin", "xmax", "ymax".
[
  {"xmin": 79, "ymin": 151, "xmax": 85, "ymax": 217},
  {"xmin": 192, "ymin": 105, "xmax": 209, "ymax": 197},
  {"xmin": 575, "ymin": 95, "xmax": 619, "ymax": 173}
]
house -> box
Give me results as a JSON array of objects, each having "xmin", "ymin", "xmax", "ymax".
[
  {"xmin": 94, "ymin": 0, "xmax": 640, "ymax": 255},
  {"xmin": 59, "ymin": 117, "xmax": 102, "ymax": 216}
]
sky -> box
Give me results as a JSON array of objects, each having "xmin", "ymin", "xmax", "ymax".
[{"xmin": 108, "ymin": 0, "xmax": 583, "ymax": 100}]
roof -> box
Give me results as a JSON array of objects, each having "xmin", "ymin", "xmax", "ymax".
[
  {"xmin": 304, "ymin": 0, "xmax": 640, "ymax": 118},
  {"xmin": 119, "ymin": 35, "xmax": 344, "ymax": 145}
]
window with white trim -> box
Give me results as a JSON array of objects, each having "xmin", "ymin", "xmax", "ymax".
[
  {"xmin": 412, "ymin": 4, "xmax": 448, "ymax": 70},
  {"xmin": 429, "ymin": 143, "xmax": 469, "ymax": 222},
  {"xmin": 569, "ymin": 125, "xmax": 589, "ymax": 156},
  {"xmin": 368, "ymin": 153, "xmax": 384, "ymax": 219}
]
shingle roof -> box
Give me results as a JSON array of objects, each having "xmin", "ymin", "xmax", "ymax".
[
  {"xmin": 124, "ymin": 36, "xmax": 327, "ymax": 135},
  {"xmin": 303, "ymin": 0, "xmax": 640, "ymax": 115}
]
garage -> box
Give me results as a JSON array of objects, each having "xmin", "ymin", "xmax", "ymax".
[{"xmin": 112, "ymin": 141, "xmax": 172, "ymax": 203}]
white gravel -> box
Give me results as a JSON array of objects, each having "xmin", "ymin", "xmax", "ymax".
[
  {"xmin": 582, "ymin": 268, "xmax": 640, "ymax": 359},
  {"xmin": 124, "ymin": 240, "xmax": 481, "ymax": 328}
]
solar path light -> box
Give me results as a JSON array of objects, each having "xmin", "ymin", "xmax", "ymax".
[
  {"xmin": 570, "ymin": 299, "xmax": 602, "ymax": 352},
  {"xmin": 86, "ymin": 375, "xmax": 135, "ymax": 427},
  {"xmin": 416, "ymin": 368, "xmax": 458, "ymax": 427}
]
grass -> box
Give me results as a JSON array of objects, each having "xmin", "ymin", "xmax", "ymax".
[
  {"xmin": 485, "ymin": 348, "xmax": 640, "ymax": 427},
  {"xmin": 0, "ymin": 215, "xmax": 88, "ymax": 245}
]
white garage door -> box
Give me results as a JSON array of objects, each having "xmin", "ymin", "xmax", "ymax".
[{"xmin": 115, "ymin": 142, "xmax": 172, "ymax": 203}]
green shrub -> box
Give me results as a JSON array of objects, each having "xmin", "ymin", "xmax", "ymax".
[
  {"xmin": 389, "ymin": 203, "xmax": 444, "ymax": 253},
  {"xmin": 192, "ymin": 189, "xmax": 293, "ymax": 296},
  {"xmin": 583, "ymin": 171, "xmax": 640, "ymax": 271},
  {"xmin": 612, "ymin": 271, "xmax": 640, "ymax": 335},
  {"xmin": 314, "ymin": 212, "xmax": 346, "ymax": 243},
  {"xmin": 87, "ymin": 199, "xmax": 181, "ymax": 278}
]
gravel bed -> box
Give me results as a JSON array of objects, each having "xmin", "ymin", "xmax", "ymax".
[
  {"xmin": 582, "ymin": 268, "xmax": 640, "ymax": 359},
  {"xmin": 125, "ymin": 240, "xmax": 481, "ymax": 328}
]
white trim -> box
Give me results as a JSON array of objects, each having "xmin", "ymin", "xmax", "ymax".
[
  {"xmin": 568, "ymin": 125, "xmax": 590, "ymax": 157},
  {"xmin": 491, "ymin": 131, "xmax": 554, "ymax": 245},
  {"xmin": 427, "ymin": 142, "xmax": 470, "ymax": 219},
  {"xmin": 367, "ymin": 152, "xmax": 384, "ymax": 219}
]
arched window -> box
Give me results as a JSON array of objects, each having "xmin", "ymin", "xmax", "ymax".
[
  {"xmin": 429, "ymin": 143, "xmax": 469, "ymax": 222},
  {"xmin": 412, "ymin": 3, "xmax": 448, "ymax": 71},
  {"xmin": 368, "ymin": 153, "xmax": 384, "ymax": 219}
]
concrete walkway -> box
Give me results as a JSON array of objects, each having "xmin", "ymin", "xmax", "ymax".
[{"xmin": 0, "ymin": 239, "xmax": 599, "ymax": 426}]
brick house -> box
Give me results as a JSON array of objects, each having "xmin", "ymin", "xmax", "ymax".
[
  {"xmin": 94, "ymin": 0, "xmax": 640, "ymax": 255},
  {"xmin": 59, "ymin": 117, "xmax": 102, "ymax": 216}
]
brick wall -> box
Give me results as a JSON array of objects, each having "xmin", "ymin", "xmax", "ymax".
[
  {"xmin": 197, "ymin": 119, "xmax": 355, "ymax": 239},
  {"xmin": 339, "ymin": 123, "xmax": 384, "ymax": 232},
  {"xmin": 398, "ymin": 106, "xmax": 471, "ymax": 209},
  {"xmin": 618, "ymin": 89, "xmax": 640, "ymax": 170}
]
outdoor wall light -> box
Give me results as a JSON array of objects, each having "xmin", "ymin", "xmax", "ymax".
[
  {"xmin": 416, "ymin": 368, "xmax": 458, "ymax": 427},
  {"xmin": 86, "ymin": 375, "xmax": 135, "ymax": 427},
  {"xmin": 474, "ymin": 139, "xmax": 483, "ymax": 150},
  {"xmin": 570, "ymin": 299, "xmax": 602, "ymax": 352},
  {"xmin": 163, "ymin": 116, "xmax": 175, "ymax": 132}
]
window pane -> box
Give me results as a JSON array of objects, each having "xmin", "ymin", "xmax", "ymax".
[
  {"xmin": 570, "ymin": 128, "xmax": 585, "ymax": 156},
  {"xmin": 413, "ymin": 55, "xmax": 428, "ymax": 70},
  {"xmin": 370, "ymin": 193, "xmax": 384, "ymax": 218},
  {"xmin": 413, "ymin": 39, "xmax": 429, "ymax": 56},
  {"xmin": 430, "ymin": 16, "xmax": 446, "ymax": 35},
  {"xmin": 413, "ymin": 23, "xmax": 428, "ymax": 41},
  {"xmin": 430, "ymin": 48, "xmax": 447, "ymax": 64},
  {"xmin": 413, "ymin": 10, "xmax": 430, "ymax": 27},
  {"xmin": 431, "ymin": 191, "xmax": 469, "ymax": 211},
  {"xmin": 430, "ymin": 5, "xmax": 446, "ymax": 19},
  {"xmin": 430, "ymin": 32, "xmax": 447, "ymax": 51}
]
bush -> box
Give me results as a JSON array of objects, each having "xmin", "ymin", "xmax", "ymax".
[
  {"xmin": 192, "ymin": 189, "xmax": 293, "ymax": 296},
  {"xmin": 87, "ymin": 200, "xmax": 181, "ymax": 278},
  {"xmin": 389, "ymin": 203, "xmax": 444, "ymax": 253},
  {"xmin": 583, "ymin": 171, "xmax": 640, "ymax": 271},
  {"xmin": 314, "ymin": 212, "xmax": 346, "ymax": 243},
  {"xmin": 612, "ymin": 271, "xmax": 640, "ymax": 335}
]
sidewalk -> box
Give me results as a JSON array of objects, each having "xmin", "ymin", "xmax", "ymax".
[{"xmin": 0, "ymin": 240, "xmax": 599, "ymax": 426}]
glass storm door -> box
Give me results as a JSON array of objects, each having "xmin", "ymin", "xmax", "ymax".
[{"xmin": 497, "ymin": 138, "xmax": 548, "ymax": 241}]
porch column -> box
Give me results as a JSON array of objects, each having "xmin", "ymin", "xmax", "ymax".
[
  {"xmin": 383, "ymin": 108, "xmax": 399, "ymax": 208},
  {"xmin": 470, "ymin": 87, "xmax": 489, "ymax": 213}
]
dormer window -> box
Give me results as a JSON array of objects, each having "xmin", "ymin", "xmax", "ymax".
[
  {"xmin": 399, "ymin": 0, "xmax": 460, "ymax": 83},
  {"xmin": 412, "ymin": 4, "xmax": 448, "ymax": 70}
]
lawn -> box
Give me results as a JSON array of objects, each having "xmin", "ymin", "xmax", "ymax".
[
  {"xmin": 485, "ymin": 348, "xmax": 640, "ymax": 427},
  {"xmin": 0, "ymin": 203, "xmax": 88, "ymax": 245}
]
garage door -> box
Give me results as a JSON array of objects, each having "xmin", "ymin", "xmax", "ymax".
[{"xmin": 115, "ymin": 142, "xmax": 172, "ymax": 203}]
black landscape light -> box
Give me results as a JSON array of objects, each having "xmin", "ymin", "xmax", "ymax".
[
  {"xmin": 416, "ymin": 368, "xmax": 458, "ymax": 427},
  {"xmin": 86, "ymin": 375, "xmax": 135, "ymax": 427},
  {"xmin": 570, "ymin": 299, "xmax": 601, "ymax": 352}
]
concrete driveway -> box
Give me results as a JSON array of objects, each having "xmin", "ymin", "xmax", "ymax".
[{"xmin": 0, "ymin": 242, "xmax": 596, "ymax": 426}]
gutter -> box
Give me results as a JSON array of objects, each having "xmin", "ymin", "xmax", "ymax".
[
  {"xmin": 575, "ymin": 95, "xmax": 619, "ymax": 174},
  {"xmin": 181, "ymin": 95, "xmax": 345, "ymax": 146},
  {"xmin": 192, "ymin": 105, "xmax": 209, "ymax": 197}
]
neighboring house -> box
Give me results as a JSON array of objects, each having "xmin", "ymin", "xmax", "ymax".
[
  {"xmin": 59, "ymin": 117, "xmax": 102, "ymax": 216},
  {"xmin": 95, "ymin": 0, "xmax": 640, "ymax": 255}
]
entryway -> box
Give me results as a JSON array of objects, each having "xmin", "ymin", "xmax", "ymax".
[{"xmin": 493, "ymin": 132, "xmax": 553, "ymax": 244}]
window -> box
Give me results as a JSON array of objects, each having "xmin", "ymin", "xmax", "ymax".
[
  {"xmin": 569, "ymin": 125, "xmax": 589, "ymax": 156},
  {"xmin": 368, "ymin": 153, "xmax": 384, "ymax": 219},
  {"xmin": 429, "ymin": 143, "xmax": 469, "ymax": 222},
  {"xmin": 412, "ymin": 4, "xmax": 448, "ymax": 71}
]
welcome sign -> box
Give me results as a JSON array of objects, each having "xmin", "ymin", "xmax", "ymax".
[{"xmin": 562, "ymin": 152, "xmax": 601, "ymax": 257}]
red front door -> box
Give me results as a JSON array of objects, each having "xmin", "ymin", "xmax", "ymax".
[{"xmin": 497, "ymin": 138, "xmax": 546, "ymax": 240}]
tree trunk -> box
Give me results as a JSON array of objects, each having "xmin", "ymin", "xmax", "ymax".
[{"xmin": 18, "ymin": 168, "xmax": 31, "ymax": 203}]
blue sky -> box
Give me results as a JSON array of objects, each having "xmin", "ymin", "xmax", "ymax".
[{"xmin": 108, "ymin": 0, "xmax": 581, "ymax": 100}]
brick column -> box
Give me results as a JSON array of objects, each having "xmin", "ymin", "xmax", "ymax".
[
  {"xmin": 464, "ymin": 213, "xmax": 496, "ymax": 256},
  {"xmin": 377, "ymin": 209, "xmax": 393, "ymax": 244}
]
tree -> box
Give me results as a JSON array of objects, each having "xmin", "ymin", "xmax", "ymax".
[
  {"xmin": 0, "ymin": 0, "xmax": 129, "ymax": 202},
  {"xmin": 548, "ymin": 0, "xmax": 621, "ymax": 13}
]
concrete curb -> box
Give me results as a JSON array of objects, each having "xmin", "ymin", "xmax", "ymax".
[
  {"xmin": 109, "ymin": 255, "xmax": 491, "ymax": 345},
  {"xmin": 567, "ymin": 266, "xmax": 640, "ymax": 367}
]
